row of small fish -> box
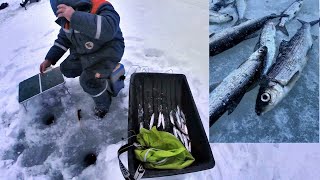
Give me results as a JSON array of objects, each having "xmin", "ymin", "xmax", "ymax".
[
  {"xmin": 140, "ymin": 106, "xmax": 191, "ymax": 152},
  {"xmin": 171, "ymin": 106, "xmax": 191, "ymax": 152},
  {"xmin": 209, "ymin": 18, "xmax": 319, "ymax": 126}
]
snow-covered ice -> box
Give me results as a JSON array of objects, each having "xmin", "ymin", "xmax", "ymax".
[{"xmin": 210, "ymin": 0, "xmax": 319, "ymax": 143}]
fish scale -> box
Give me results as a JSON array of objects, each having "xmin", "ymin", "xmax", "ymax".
[{"xmin": 267, "ymin": 25, "xmax": 312, "ymax": 85}]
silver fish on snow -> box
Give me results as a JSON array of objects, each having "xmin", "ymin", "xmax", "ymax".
[
  {"xmin": 210, "ymin": 14, "xmax": 285, "ymax": 56},
  {"xmin": 255, "ymin": 20, "xmax": 277, "ymax": 76},
  {"xmin": 210, "ymin": 11, "xmax": 233, "ymax": 24},
  {"xmin": 149, "ymin": 113, "xmax": 155, "ymax": 130},
  {"xmin": 210, "ymin": 0, "xmax": 235, "ymax": 12},
  {"xmin": 209, "ymin": 46, "xmax": 268, "ymax": 126},
  {"xmin": 276, "ymin": 0, "xmax": 304, "ymax": 36},
  {"xmin": 256, "ymin": 19, "xmax": 319, "ymax": 115}
]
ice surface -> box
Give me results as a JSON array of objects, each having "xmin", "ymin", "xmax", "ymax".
[{"xmin": 210, "ymin": 0, "xmax": 319, "ymax": 142}]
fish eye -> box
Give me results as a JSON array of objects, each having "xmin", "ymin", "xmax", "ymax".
[
  {"xmin": 261, "ymin": 93, "xmax": 271, "ymax": 102},
  {"xmin": 258, "ymin": 49, "xmax": 264, "ymax": 53}
]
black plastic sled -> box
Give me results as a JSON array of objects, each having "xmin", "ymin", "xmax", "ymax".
[{"xmin": 128, "ymin": 73, "xmax": 215, "ymax": 178}]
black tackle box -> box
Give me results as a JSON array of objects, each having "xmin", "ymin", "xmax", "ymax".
[{"xmin": 128, "ymin": 73, "xmax": 215, "ymax": 178}]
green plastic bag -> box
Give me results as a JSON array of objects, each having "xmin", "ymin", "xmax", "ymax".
[{"xmin": 134, "ymin": 127, "xmax": 195, "ymax": 169}]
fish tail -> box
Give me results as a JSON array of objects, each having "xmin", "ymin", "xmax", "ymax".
[
  {"xmin": 297, "ymin": 19, "xmax": 320, "ymax": 26},
  {"xmin": 276, "ymin": 23, "xmax": 289, "ymax": 36},
  {"xmin": 310, "ymin": 19, "xmax": 320, "ymax": 26}
]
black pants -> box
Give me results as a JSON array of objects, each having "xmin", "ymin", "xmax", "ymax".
[{"xmin": 60, "ymin": 55, "xmax": 118, "ymax": 111}]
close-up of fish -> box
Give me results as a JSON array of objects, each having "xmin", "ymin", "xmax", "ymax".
[
  {"xmin": 255, "ymin": 20, "xmax": 277, "ymax": 76},
  {"xmin": 255, "ymin": 19, "xmax": 319, "ymax": 115},
  {"xmin": 210, "ymin": 0, "xmax": 319, "ymax": 143},
  {"xmin": 209, "ymin": 46, "xmax": 267, "ymax": 126},
  {"xmin": 209, "ymin": 14, "xmax": 285, "ymax": 56},
  {"xmin": 210, "ymin": 0, "xmax": 235, "ymax": 11},
  {"xmin": 210, "ymin": 11, "xmax": 234, "ymax": 24}
]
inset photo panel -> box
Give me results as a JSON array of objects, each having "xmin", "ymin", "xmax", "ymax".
[{"xmin": 209, "ymin": 0, "xmax": 319, "ymax": 142}]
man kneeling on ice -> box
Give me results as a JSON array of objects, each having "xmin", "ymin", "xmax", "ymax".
[{"xmin": 40, "ymin": 0, "xmax": 125, "ymax": 118}]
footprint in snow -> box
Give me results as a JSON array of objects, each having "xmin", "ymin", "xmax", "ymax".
[
  {"xmin": 144, "ymin": 48, "xmax": 164, "ymax": 58},
  {"xmin": 124, "ymin": 36, "xmax": 143, "ymax": 42}
]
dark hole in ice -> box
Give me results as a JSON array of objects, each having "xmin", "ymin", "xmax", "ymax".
[
  {"xmin": 43, "ymin": 114, "xmax": 55, "ymax": 125},
  {"xmin": 83, "ymin": 153, "xmax": 97, "ymax": 167}
]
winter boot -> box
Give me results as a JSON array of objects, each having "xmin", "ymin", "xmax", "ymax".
[
  {"xmin": 20, "ymin": 0, "xmax": 29, "ymax": 8},
  {"xmin": 94, "ymin": 107, "xmax": 108, "ymax": 119}
]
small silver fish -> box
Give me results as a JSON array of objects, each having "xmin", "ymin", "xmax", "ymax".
[
  {"xmin": 149, "ymin": 113, "xmax": 154, "ymax": 130},
  {"xmin": 157, "ymin": 113, "xmax": 162, "ymax": 128},
  {"xmin": 161, "ymin": 113, "xmax": 165, "ymax": 129},
  {"xmin": 173, "ymin": 127, "xmax": 178, "ymax": 138},
  {"xmin": 255, "ymin": 20, "xmax": 277, "ymax": 76},
  {"xmin": 209, "ymin": 12, "xmax": 233, "ymax": 24},
  {"xmin": 169, "ymin": 111, "xmax": 175, "ymax": 125},
  {"xmin": 188, "ymin": 142, "xmax": 192, "ymax": 152}
]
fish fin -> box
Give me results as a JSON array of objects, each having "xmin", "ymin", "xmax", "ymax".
[
  {"xmin": 209, "ymin": 33, "xmax": 215, "ymax": 38},
  {"xmin": 227, "ymin": 94, "xmax": 244, "ymax": 115},
  {"xmin": 276, "ymin": 24, "xmax": 289, "ymax": 36},
  {"xmin": 287, "ymin": 71, "xmax": 300, "ymax": 86},
  {"xmin": 254, "ymin": 41, "xmax": 261, "ymax": 51},
  {"xmin": 297, "ymin": 19, "xmax": 307, "ymax": 25},
  {"xmin": 209, "ymin": 81, "xmax": 221, "ymax": 92},
  {"xmin": 310, "ymin": 19, "xmax": 320, "ymax": 26}
]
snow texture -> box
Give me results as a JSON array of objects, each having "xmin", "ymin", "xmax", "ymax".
[{"xmin": 210, "ymin": 0, "xmax": 319, "ymax": 143}]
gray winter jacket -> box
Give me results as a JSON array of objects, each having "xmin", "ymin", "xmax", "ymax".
[{"xmin": 45, "ymin": 0, "xmax": 124, "ymax": 70}]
